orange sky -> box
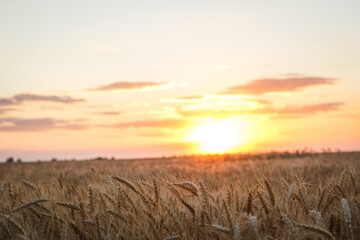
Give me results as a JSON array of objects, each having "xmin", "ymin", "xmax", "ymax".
[{"xmin": 1, "ymin": 1, "xmax": 360, "ymax": 160}]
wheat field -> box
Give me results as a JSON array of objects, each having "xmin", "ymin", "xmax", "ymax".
[{"xmin": 0, "ymin": 152, "xmax": 359, "ymax": 240}]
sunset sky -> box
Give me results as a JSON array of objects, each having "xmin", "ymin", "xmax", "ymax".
[{"xmin": 1, "ymin": 1, "xmax": 360, "ymax": 160}]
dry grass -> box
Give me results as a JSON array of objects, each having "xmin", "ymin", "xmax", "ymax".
[{"xmin": 0, "ymin": 151, "xmax": 359, "ymax": 239}]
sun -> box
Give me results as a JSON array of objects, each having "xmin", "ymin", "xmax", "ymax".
[{"xmin": 186, "ymin": 118, "xmax": 245, "ymax": 154}]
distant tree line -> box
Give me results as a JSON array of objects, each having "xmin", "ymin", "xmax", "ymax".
[{"xmin": 5, "ymin": 157, "xmax": 22, "ymax": 163}]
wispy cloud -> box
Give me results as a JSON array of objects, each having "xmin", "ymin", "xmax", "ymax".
[
  {"xmin": 0, "ymin": 118, "xmax": 88, "ymax": 131},
  {"xmin": 161, "ymin": 95, "xmax": 205, "ymax": 103},
  {"xmin": 180, "ymin": 102, "xmax": 343, "ymax": 118},
  {"xmin": 162, "ymin": 94, "xmax": 271, "ymax": 105},
  {"xmin": 0, "ymin": 108, "xmax": 14, "ymax": 114},
  {"xmin": 223, "ymin": 76, "xmax": 336, "ymax": 95},
  {"xmin": 103, "ymin": 119, "xmax": 189, "ymax": 129},
  {"xmin": 258, "ymin": 102, "xmax": 343, "ymax": 115},
  {"xmin": 0, "ymin": 93, "xmax": 84, "ymax": 106},
  {"xmin": 88, "ymin": 82, "xmax": 171, "ymax": 92},
  {"xmin": 0, "ymin": 98, "xmax": 15, "ymax": 105},
  {"xmin": 94, "ymin": 111, "xmax": 122, "ymax": 116}
]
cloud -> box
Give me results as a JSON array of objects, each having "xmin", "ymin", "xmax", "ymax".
[
  {"xmin": 161, "ymin": 95, "xmax": 205, "ymax": 103},
  {"xmin": 258, "ymin": 102, "xmax": 343, "ymax": 115},
  {"xmin": 162, "ymin": 94, "xmax": 272, "ymax": 105},
  {"xmin": 136, "ymin": 130, "xmax": 174, "ymax": 138},
  {"xmin": 179, "ymin": 102, "xmax": 343, "ymax": 118},
  {"xmin": 0, "ymin": 108, "xmax": 14, "ymax": 114},
  {"xmin": 223, "ymin": 76, "xmax": 336, "ymax": 95},
  {"xmin": 13, "ymin": 93, "xmax": 84, "ymax": 104},
  {"xmin": 174, "ymin": 95, "xmax": 204, "ymax": 100},
  {"xmin": 0, "ymin": 118, "xmax": 88, "ymax": 132},
  {"xmin": 104, "ymin": 119, "xmax": 189, "ymax": 129},
  {"xmin": 95, "ymin": 111, "xmax": 122, "ymax": 116},
  {"xmin": 88, "ymin": 82, "xmax": 170, "ymax": 92},
  {"xmin": 0, "ymin": 93, "xmax": 84, "ymax": 106},
  {"xmin": 0, "ymin": 98, "xmax": 15, "ymax": 105}
]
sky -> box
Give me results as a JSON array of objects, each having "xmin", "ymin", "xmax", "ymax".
[{"xmin": 1, "ymin": 0, "xmax": 360, "ymax": 161}]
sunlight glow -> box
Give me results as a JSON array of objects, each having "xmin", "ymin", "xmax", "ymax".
[{"xmin": 187, "ymin": 118, "xmax": 245, "ymax": 154}]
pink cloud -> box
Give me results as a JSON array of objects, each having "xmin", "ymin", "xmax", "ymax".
[
  {"xmin": 224, "ymin": 76, "xmax": 336, "ymax": 95},
  {"xmin": 105, "ymin": 119, "xmax": 189, "ymax": 129},
  {"xmin": 95, "ymin": 111, "xmax": 122, "ymax": 116},
  {"xmin": 0, "ymin": 93, "xmax": 84, "ymax": 105},
  {"xmin": 0, "ymin": 118, "xmax": 88, "ymax": 131},
  {"xmin": 258, "ymin": 102, "xmax": 343, "ymax": 115},
  {"xmin": 180, "ymin": 102, "xmax": 343, "ymax": 118},
  {"xmin": 88, "ymin": 82, "xmax": 169, "ymax": 91}
]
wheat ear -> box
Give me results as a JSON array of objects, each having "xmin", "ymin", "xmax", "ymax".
[
  {"xmin": 112, "ymin": 176, "xmax": 139, "ymax": 194},
  {"xmin": 0, "ymin": 214, "xmax": 26, "ymax": 236},
  {"xmin": 153, "ymin": 177, "xmax": 159, "ymax": 205},
  {"xmin": 69, "ymin": 221, "xmax": 90, "ymax": 240},
  {"xmin": 0, "ymin": 181, "xmax": 6, "ymax": 196},
  {"xmin": 56, "ymin": 202, "xmax": 86, "ymax": 215},
  {"xmin": 13, "ymin": 198, "xmax": 49, "ymax": 212},
  {"xmin": 21, "ymin": 180, "xmax": 39, "ymax": 191},
  {"xmin": 298, "ymin": 224, "xmax": 335, "ymax": 240},
  {"xmin": 165, "ymin": 206, "xmax": 183, "ymax": 232},
  {"xmin": 282, "ymin": 214, "xmax": 298, "ymax": 239},
  {"xmin": 255, "ymin": 191, "xmax": 268, "ymax": 216},
  {"xmin": 223, "ymin": 200, "xmax": 234, "ymax": 236},
  {"xmin": 264, "ymin": 179, "xmax": 275, "ymax": 206},
  {"xmin": 173, "ymin": 182, "xmax": 199, "ymax": 196},
  {"xmin": 88, "ymin": 185, "xmax": 94, "ymax": 214},
  {"xmin": 342, "ymin": 198, "xmax": 354, "ymax": 240},
  {"xmin": 0, "ymin": 218, "xmax": 13, "ymax": 239},
  {"xmin": 209, "ymin": 224, "xmax": 231, "ymax": 234},
  {"xmin": 199, "ymin": 181, "xmax": 210, "ymax": 210}
]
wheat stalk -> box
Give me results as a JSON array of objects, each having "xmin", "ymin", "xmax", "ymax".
[
  {"xmin": 106, "ymin": 210, "xmax": 128, "ymax": 223},
  {"xmin": 21, "ymin": 180, "xmax": 38, "ymax": 192},
  {"xmin": 69, "ymin": 221, "xmax": 90, "ymax": 240},
  {"xmin": 249, "ymin": 216, "xmax": 259, "ymax": 237},
  {"xmin": 264, "ymin": 179, "xmax": 275, "ymax": 206},
  {"xmin": 13, "ymin": 198, "xmax": 49, "ymax": 212},
  {"xmin": 257, "ymin": 190, "xmax": 269, "ymax": 215},
  {"xmin": 209, "ymin": 224, "xmax": 231, "ymax": 234},
  {"xmin": 102, "ymin": 192, "xmax": 116, "ymax": 207},
  {"xmin": 165, "ymin": 206, "xmax": 183, "ymax": 232},
  {"xmin": 153, "ymin": 177, "xmax": 159, "ymax": 205},
  {"xmin": 199, "ymin": 181, "xmax": 210, "ymax": 210},
  {"xmin": 223, "ymin": 200, "xmax": 234, "ymax": 236},
  {"xmin": 166, "ymin": 235, "xmax": 180, "ymax": 240},
  {"xmin": 112, "ymin": 176, "xmax": 139, "ymax": 195},
  {"xmin": 347, "ymin": 171, "xmax": 357, "ymax": 194},
  {"xmin": 179, "ymin": 197, "xmax": 195, "ymax": 216},
  {"xmin": 282, "ymin": 214, "xmax": 298, "ymax": 239},
  {"xmin": 317, "ymin": 187, "xmax": 326, "ymax": 211},
  {"xmin": 298, "ymin": 186, "xmax": 309, "ymax": 215},
  {"xmin": 342, "ymin": 198, "xmax": 354, "ymax": 240},
  {"xmin": 0, "ymin": 181, "xmax": 6, "ymax": 196},
  {"xmin": 286, "ymin": 183, "xmax": 295, "ymax": 204},
  {"xmin": 56, "ymin": 202, "xmax": 86, "ymax": 215},
  {"xmin": 336, "ymin": 185, "xmax": 346, "ymax": 198},
  {"xmin": 173, "ymin": 182, "xmax": 199, "ymax": 196},
  {"xmin": 0, "ymin": 218, "xmax": 12, "ymax": 239},
  {"xmin": 0, "ymin": 214, "xmax": 26, "ymax": 236},
  {"xmin": 321, "ymin": 195, "xmax": 337, "ymax": 215},
  {"xmin": 298, "ymin": 224, "xmax": 335, "ymax": 240},
  {"xmin": 88, "ymin": 185, "xmax": 94, "ymax": 214},
  {"xmin": 245, "ymin": 190, "xmax": 253, "ymax": 215}
]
